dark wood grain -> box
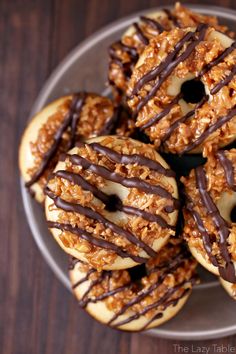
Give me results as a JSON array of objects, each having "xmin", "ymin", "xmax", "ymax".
[{"xmin": 1, "ymin": 0, "xmax": 236, "ymax": 353}]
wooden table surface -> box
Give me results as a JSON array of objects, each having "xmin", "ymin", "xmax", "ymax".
[{"xmin": 1, "ymin": 0, "xmax": 236, "ymax": 353}]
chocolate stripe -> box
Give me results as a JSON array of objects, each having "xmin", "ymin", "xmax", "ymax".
[
  {"xmin": 163, "ymin": 8, "xmax": 180, "ymax": 27},
  {"xmin": 72, "ymin": 268, "xmax": 96, "ymax": 289},
  {"xmin": 46, "ymin": 188, "xmax": 156, "ymax": 258},
  {"xmin": 117, "ymin": 41, "xmax": 138, "ymax": 59},
  {"xmin": 131, "ymin": 29, "xmax": 196, "ymax": 96},
  {"xmin": 185, "ymin": 195, "xmax": 218, "ymax": 267},
  {"xmin": 82, "ymin": 284, "xmax": 131, "ymax": 306},
  {"xmin": 134, "ymin": 24, "xmax": 208, "ymax": 114},
  {"xmin": 140, "ymin": 93, "xmax": 182, "ymax": 130},
  {"xmin": 69, "ymin": 93, "xmax": 86, "ymax": 148},
  {"xmin": 79, "ymin": 274, "xmax": 108, "ymax": 307},
  {"xmin": 140, "ymin": 287, "xmax": 190, "ymax": 330},
  {"xmin": 140, "ymin": 16, "xmax": 164, "ymax": 33},
  {"xmin": 113, "ymin": 282, "xmax": 190, "ymax": 328},
  {"xmin": 133, "ymin": 22, "xmax": 149, "ymax": 45},
  {"xmin": 61, "ymin": 153, "xmax": 178, "ymax": 206},
  {"xmin": 53, "ymin": 170, "xmax": 175, "ymax": 230},
  {"xmin": 198, "ymin": 41, "xmax": 236, "ymax": 77},
  {"xmin": 161, "ymin": 95, "xmax": 209, "ymax": 143},
  {"xmin": 25, "ymin": 93, "xmax": 85, "ymax": 188},
  {"xmin": 108, "ymin": 254, "xmax": 191, "ymax": 325},
  {"xmin": 98, "ymin": 105, "xmax": 122, "ymax": 135},
  {"xmin": 109, "ymin": 41, "xmax": 138, "ymax": 61},
  {"xmin": 195, "ymin": 166, "xmax": 236, "ymax": 282},
  {"xmin": 47, "ymin": 221, "xmax": 146, "ymax": 263},
  {"xmin": 210, "ymin": 65, "xmax": 236, "ymax": 95},
  {"xmin": 89, "ymin": 142, "xmax": 175, "ymax": 177},
  {"xmin": 216, "ymin": 151, "xmax": 236, "ymax": 191},
  {"xmin": 181, "ymin": 105, "xmax": 236, "ymax": 154},
  {"xmin": 148, "ymin": 249, "xmax": 188, "ymax": 275}
]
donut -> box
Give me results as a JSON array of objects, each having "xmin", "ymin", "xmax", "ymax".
[
  {"xmin": 69, "ymin": 237, "xmax": 198, "ymax": 331},
  {"xmin": 45, "ymin": 136, "xmax": 179, "ymax": 270},
  {"xmin": 127, "ymin": 25, "xmax": 236, "ymax": 155},
  {"xmin": 108, "ymin": 2, "xmax": 230, "ymax": 103},
  {"xmin": 19, "ymin": 93, "xmax": 134, "ymax": 202},
  {"xmin": 182, "ymin": 149, "xmax": 236, "ymax": 283},
  {"xmin": 220, "ymin": 277, "xmax": 236, "ymax": 300}
]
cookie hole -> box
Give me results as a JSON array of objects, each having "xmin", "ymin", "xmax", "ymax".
[
  {"xmin": 128, "ymin": 263, "xmax": 147, "ymax": 283},
  {"xmin": 105, "ymin": 194, "xmax": 122, "ymax": 212},
  {"xmin": 181, "ymin": 79, "xmax": 205, "ymax": 104},
  {"xmin": 230, "ymin": 206, "xmax": 236, "ymax": 223}
]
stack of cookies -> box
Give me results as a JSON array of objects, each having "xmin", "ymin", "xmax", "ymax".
[{"xmin": 19, "ymin": 3, "xmax": 236, "ymax": 331}]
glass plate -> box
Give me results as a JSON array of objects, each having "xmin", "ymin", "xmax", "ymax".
[{"xmin": 20, "ymin": 4, "xmax": 236, "ymax": 340}]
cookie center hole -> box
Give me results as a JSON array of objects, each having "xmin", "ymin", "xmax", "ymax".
[
  {"xmin": 105, "ymin": 194, "xmax": 122, "ymax": 212},
  {"xmin": 230, "ymin": 206, "xmax": 236, "ymax": 223},
  {"xmin": 128, "ymin": 263, "xmax": 147, "ymax": 283},
  {"xmin": 181, "ymin": 79, "xmax": 205, "ymax": 104}
]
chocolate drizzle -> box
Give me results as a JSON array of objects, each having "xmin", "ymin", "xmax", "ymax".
[
  {"xmin": 181, "ymin": 105, "xmax": 236, "ymax": 154},
  {"xmin": 108, "ymin": 41, "xmax": 138, "ymax": 82},
  {"xmin": 161, "ymin": 95, "xmax": 209, "ymax": 143},
  {"xmin": 45, "ymin": 188, "xmax": 156, "ymax": 258},
  {"xmin": 185, "ymin": 194, "xmax": 218, "ymax": 267},
  {"xmin": 187, "ymin": 166, "xmax": 236, "ymax": 283},
  {"xmin": 133, "ymin": 24, "xmax": 208, "ymax": 114},
  {"xmin": 108, "ymin": 15, "xmax": 165, "ymax": 94},
  {"xmin": 69, "ymin": 93, "xmax": 86, "ymax": 148},
  {"xmin": 131, "ymin": 30, "xmax": 195, "ymax": 96},
  {"xmin": 89, "ymin": 142, "xmax": 175, "ymax": 177},
  {"xmin": 61, "ymin": 153, "xmax": 179, "ymax": 207},
  {"xmin": 140, "ymin": 287, "xmax": 191, "ymax": 330},
  {"xmin": 133, "ymin": 23, "xmax": 149, "ymax": 45},
  {"xmin": 107, "ymin": 261, "xmax": 195, "ymax": 327},
  {"xmin": 216, "ymin": 151, "xmax": 236, "ymax": 191},
  {"xmin": 163, "ymin": 8, "xmax": 180, "ymax": 28},
  {"xmin": 130, "ymin": 23, "xmax": 236, "ymax": 151},
  {"xmin": 140, "ymin": 93, "xmax": 182, "ymax": 130},
  {"xmin": 198, "ymin": 41, "xmax": 236, "ymax": 77},
  {"xmin": 98, "ymin": 105, "xmax": 122, "ymax": 135},
  {"xmin": 72, "ymin": 268, "xmax": 96, "ymax": 289},
  {"xmin": 25, "ymin": 93, "xmax": 86, "ymax": 188},
  {"xmin": 48, "ymin": 220, "xmax": 146, "ymax": 263},
  {"xmin": 140, "ymin": 16, "xmax": 164, "ymax": 33},
  {"xmin": 70, "ymin": 248, "xmax": 196, "ymax": 329},
  {"xmin": 52, "ymin": 170, "xmax": 175, "ymax": 230},
  {"xmin": 210, "ymin": 65, "xmax": 236, "ymax": 95}
]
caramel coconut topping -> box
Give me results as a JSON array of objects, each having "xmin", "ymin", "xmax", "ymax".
[
  {"xmin": 45, "ymin": 136, "xmax": 178, "ymax": 269},
  {"xmin": 182, "ymin": 149, "xmax": 236, "ymax": 283},
  {"xmin": 69, "ymin": 238, "xmax": 198, "ymax": 329}
]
